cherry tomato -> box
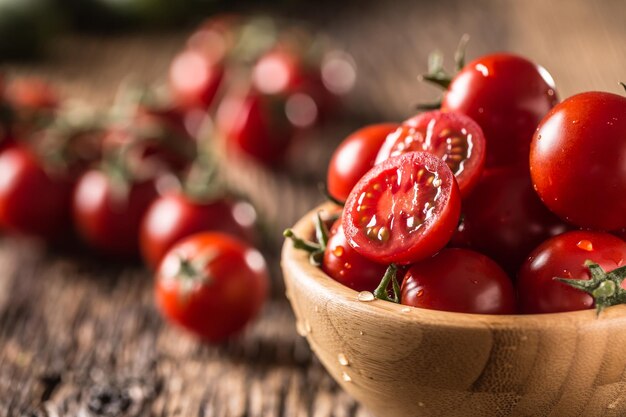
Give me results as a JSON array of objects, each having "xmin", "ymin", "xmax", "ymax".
[
  {"xmin": 530, "ymin": 91, "xmax": 626, "ymax": 230},
  {"xmin": 376, "ymin": 111, "xmax": 485, "ymax": 197},
  {"xmin": 451, "ymin": 167, "xmax": 570, "ymax": 275},
  {"xmin": 169, "ymin": 49, "xmax": 225, "ymax": 110},
  {"xmin": 140, "ymin": 193, "xmax": 257, "ymax": 269},
  {"xmin": 322, "ymin": 221, "xmax": 388, "ymax": 291},
  {"xmin": 73, "ymin": 169, "xmax": 158, "ymax": 258},
  {"xmin": 342, "ymin": 151, "xmax": 461, "ymax": 265},
  {"xmin": 0, "ymin": 146, "xmax": 72, "ymax": 240},
  {"xmin": 155, "ymin": 232, "xmax": 269, "ymax": 343},
  {"xmin": 401, "ymin": 248, "xmax": 515, "ymax": 314},
  {"xmin": 517, "ymin": 231, "xmax": 626, "ymax": 314},
  {"xmin": 442, "ymin": 53, "xmax": 558, "ymax": 168},
  {"xmin": 4, "ymin": 77, "xmax": 58, "ymax": 110},
  {"xmin": 216, "ymin": 89, "xmax": 293, "ymax": 165},
  {"xmin": 327, "ymin": 123, "xmax": 398, "ymax": 203}
]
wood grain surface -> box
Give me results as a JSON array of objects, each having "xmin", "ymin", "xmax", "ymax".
[{"xmin": 2, "ymin": 0, "xmax": 626, "ymax": 416}]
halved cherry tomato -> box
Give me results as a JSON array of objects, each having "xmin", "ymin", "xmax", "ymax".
[
  {"xmin": 376, "ymin": 111, "xmax": 485, "ymax": 197},
  {"xmin": 322, "ymin": 220, "xmax": 388, "ymax": 291},
  {"xmin": 155, "ymin": 232, "xmax": 269, "ymax": 343},
  {"xmin": 442, "ymin": 53, "xmax": 558, "ymax": 168},
  {"xmin": 327, "ymin": 123, "xmax": 398, "ymax": 203},
  {"xmin": 0, "ymin": 146, "xmax": 72, "ymax": 240},
  {"xmin": 140, "ymin": 192, "xmax": 257, "ymax": 269},
  {"xmin": 530, "ymin": 91, "xmax": 626, "ymax": 230},
  {"xmin": 73, "ymin": 169, "xmax": 158, "ymax": 258},
  {"xmin": 342, "ymin": 151, "xmax": 461, "ymax": 265},
  {"xmin": 450, "ymin": 167, "xmax": 570, "ymax": 275},
  {"xmin": 517, "ymin": 231, "xmax": 626, "ymax": 314},
  {"xmin": 401, "ymin": 248, "xmax": 515, "ymax": 314}
]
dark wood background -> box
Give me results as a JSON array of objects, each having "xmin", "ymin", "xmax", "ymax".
[{"xmin": 2, "ymin": 1, "xmax": 626, "ymax": 416}]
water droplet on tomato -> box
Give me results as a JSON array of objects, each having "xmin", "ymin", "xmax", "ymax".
[
  {"xmin": 577, "ymin": 240, "xmax": 594, "ymax": 251},
  {"xmin": 338, "ymin": 353, "xmax": 349, "ymax": 366},
  {"xmin": 343, "ymin": 262, "xmax": 352, "ymax": 270},
  {"xmin": 333, "ymin": 246, "xmax": 344, "ymax": 257},
  {"xmin": 357, "ymin": 291, "xmax": 375, "ymax": 302},
  {"xmin": 417, "ymin": 289, "xmax": 424, "ymax": 297}
]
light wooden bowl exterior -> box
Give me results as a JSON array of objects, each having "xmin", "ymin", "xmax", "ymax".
[{"xmin": 281, "ymin": 205, "xmax": 626, "ymax": 417}]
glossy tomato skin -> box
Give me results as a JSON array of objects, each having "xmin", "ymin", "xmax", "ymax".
[
  {"xmin": 217, "ymin": 90, "xmax": 293, "ymax": 165},
  {"xmin": 140, "ymin": 193, "xmax": 257, "ymax": 269},
  {"xmin": 0, "ymin": 146, "xmax": 72, "ymax": 240},
  {"xmin": 376, "ymin": 111, "xmax": 485, "ymax": 197},
  {"xmin": 327, "ymin": 123, "xmax": 398, "ymax": 203},
  {"xmin": 517, "ymin": 231, "xmax": 626, "ymax": 314},
  {"xmin": 530, "ymin": 92, "xmax": 626, "ymax": 230},
  {"xmin": 442, "ymin": 53, "xmax": 558, "ymax": 168},
  {"xmin": 322, "ymin": 221, "xmax": 388, "ymax": 291},
  {"xmin": 155, "ymin": 232, "xmax": 269, "ymax": 343},
  {"xmin": 169, "ymin": 49, "xmax": 225, "ymax": 110},
  {"xmin": 451, "ymin": 167, "xmax": 570, "ymax": 275},
  {"xmin": 343, "ymin": 151, "xmax": 461, "ymax": 265},
  {"xmin": 73, "ymin": 170, "xmax": 158, "ymax": 258},
  {"xmin": 401, "ymin": 248, "xmax": 516, "ymax": 314}
]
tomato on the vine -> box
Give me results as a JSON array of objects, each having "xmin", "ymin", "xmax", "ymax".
[
  {"xmin": 517, "ymin": 231, "xmax": 626, "ymax": 314},
  {"xmin": 169, "ymin": 49, "xmax": 225, "ymax": 110},
  {"xmin": 140, "ymin": 192, "xmax": 257, "ymax": 269},
  {"xmin": 530, "ymin": 91, "xmax": 626, "ymax": 231},
  {"xmin": 342, "ymin": 151, "xmax": 461, "ymax": 265},
  {"xmin": 326, "ymin": 123, "xmax": 398, "ymax": 203},
  {"xmin": 155, "ymin": 232, "xmax": 269, "ymax": 343},
  {"xmin": 441, "ymin": 53, "xmax": 558, "ymax": 168},
  {"xmin": 322, "ymin": 220, "xmax": 388, "ymax": 292},
  {"xmin": 72, "ymin": 169, "xmax": 158, "ymax": 258},
  {"xmin": 401, "ymin": 248, "xmax": 515, "ymax": 314},
  {"xmin": 376, "ymin": 111, "xmax": 485, "ymax": 197},
  {"xmin": 450, "ymin": 167, "xmax": 570, "ymax": 275},
  {"xmin": 0, "ymin": 146, "xmax": 73, "ymax": 240}
]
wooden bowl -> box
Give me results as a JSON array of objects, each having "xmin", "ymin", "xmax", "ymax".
[{"xmin": 281, "ymin": 204, "xmax": 626, "ymax": 417}]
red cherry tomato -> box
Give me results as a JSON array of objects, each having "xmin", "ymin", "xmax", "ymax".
[
  {"xmin": 216, "ymin": 89, "xmax": 293, "ymax": 165},
  {"xmin": 530, "ymin": 91, "xmax": 626, "ymax": 230},
  {"xmin": 140, "ymin": 193, "xmax": 257, "ymax": 269},
  {"xmin": 169, "ymin": 49, "xmax": 225, "ymax": 109},
  {"xmin": 322, "ymin": 221, "xmax": 388, "ymax": 291},
  {"xmin": 4, "ymin": 77, "xmax": 58, "ymax": 110},
  {"xmin": 442, "ymin": 53, "xmax": 558, "ymax": 168},
  {"xmin": 450, "ymin": 167, "xmax": 570, "ymax": 275},
  {"xmin": 517, "ymin": 231, "xmax": 626, "ymax": 314},
  {"xmin": 0, "ymin": 146, "xmax": 72, "ymax": 240},
  {"xmin": 73, "ymin": 170, "xmax": 158, "ymax": 258},
  {"xmin": 155, "ymin": 232, "xmax": 269, "ymax": 343},
  {"xmin": 327, "ymin": 123, "xmax": 398, "ymax": 203},
  {"xmin": 376, "ymin": 111, "xmax": 485, "ymax": 197},
  {"xmin": 401, "ymin": 248, "xmax": 515, "ymax": 314},
  {"xmin": 342, "ymin": 151, "xmax": 461, "ymax": 265}
]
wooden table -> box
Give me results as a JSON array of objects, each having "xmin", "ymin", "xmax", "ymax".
[{"xmin": 2, "ymin": 1, "xmax": 625, "ymax": 415}]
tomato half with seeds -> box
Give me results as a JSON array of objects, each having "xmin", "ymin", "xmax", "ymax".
[
  {"xmin": 401, "ymin": 248, "xmax": 515, "ymax": 314},
  {"xmin": 155, "ymin": 232, "xmax": 269, "ymax": 343},
  {"xmin": 342, "ymin": 151, "xmax": 461, "ymax": 265},
  {"xmin": 376, "ymin": 111, "xmax": 485, "ymax": 197},
  {"xmin": 530, "ymin": 91, "xmax": 626, "ymax": 231},
  {"xmin": 517, "ymin": 231, "xmax": 626, "ymax": 314},
  {"xmin": 322, "ymin": 220, "xmax": 388, "ymax": 292},
  {"xmin": 442, "ymin": 53, "xmax": 558, "ymax": 168},
  {"xmin": 327, "ymin": 123, "xmax": 398, "ymax": 203}
]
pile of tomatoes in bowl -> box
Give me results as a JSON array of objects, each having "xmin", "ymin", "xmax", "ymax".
[{"xmin": 287, "ymin": 46, "xmax": 626, "ymax": 316}]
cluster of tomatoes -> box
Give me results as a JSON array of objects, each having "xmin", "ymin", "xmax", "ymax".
[
  {"xmin": 288, "ymin": 48, "xmax": 626, "ymax": 315},
  {"xmin": 0, "ymin": 14, "xmax": 352, "ymax": 343}
]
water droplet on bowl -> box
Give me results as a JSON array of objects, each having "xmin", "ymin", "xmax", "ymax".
[
  {"xmin": 401, "ymin": 307, "xmax": 411, "ymax": 313},
  {"xmin": 338, "ymin": 353, "xmax": 349, "ymax": 366},
  {"xmin": 342, "ymin": 372, "xmax": 352, "ymax": 382},
  {"xmin": 357, "ymin": 291, "xmax": 375, "ymax": 302}
]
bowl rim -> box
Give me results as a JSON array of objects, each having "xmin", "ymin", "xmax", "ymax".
[{"xmin": 281, "ymin": 203, "xmax": 626, "ymax": 330}]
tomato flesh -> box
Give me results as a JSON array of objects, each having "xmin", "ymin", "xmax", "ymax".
[
  {"xmin": 517, "ymin": 231, "xmax": 626, "ymax": 314},
  {"xmin": 343, "ymin": 151, "xmax": 461, "ymax": 265},
  {"xmin": 376, "ymin": 111, "xmax": 485, "ymax": 197},
  {"xmin": 401, "ymin": 248, "xmax": 515, "ymax": 314}
]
